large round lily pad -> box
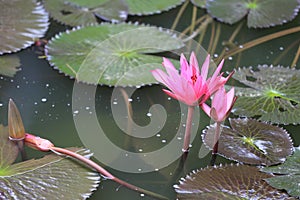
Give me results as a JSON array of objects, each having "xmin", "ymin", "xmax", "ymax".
[
  {"xmin": 232, "ymin": 65, "xmax": 300, "ymax": 124},
  {"xmin": 43, "ymin": 0, "xmax": 128, "ymax": 26},
  {"xmin": 0, "ymin": 125, "xmax": 100, "ymax": 199},
  {"xmin": 174, "ymin": 164, "xmax": 294, "ymax": 199},
  {"xmin": 45, "ymin": 23, "xmax": 184, "ymax": 86},
  {"xmin": 0, "ymin": 0, "xmax": 49, "ymax": 54},
  {"xmin": 202, "ymin": 118, "xmax": 293, "ymax": 166},
  {"xmin": 261, "ymin": 146, "xmax": 300, "ymax": 198},
  {"xmin": 206, "ymin": 0, "xmax": 300, "ymax": 28}
]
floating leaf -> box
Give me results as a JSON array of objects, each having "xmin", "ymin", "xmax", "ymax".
[
  {"xmin": 261, "ymin": 146, "xmax": 300, "ymax": 198},
  {"xmin": 0, "ymin": 55, "xmax": 21, "ymax": 77},
  {"xmin": 126, "ymin": 0, "xmax": 185, "ymax": 15},
  {"xmin": 232, "ymin": 65, "xmax": 300, "ymax": 124},
  {"xmin": 206, "ymin": 0, "xmax": 300, "ymax": 28},
  {"xmin": 43, "ymin": 0, "xmax": 128, "ymax": 26},
  {"xmin": 174, "ymin": 164, "xmax": 294, "ymax": 199},
  {"xmin": 0, "ymin": 125, "xmax": 19, "ymax": 168},
  {"xmin": 0, "ymin": 148, "xmax": 100, "ymax": 199},
  {"xmin": 191, "ymin": 0, "xmax": 206, "ymax": 8},
  {"xmin": 202, "ymin": 118, "xmax": 293, "ymax": 166},
  {"xmin": 0, "ymin": 0, "xmax": 49, "ymax": 54},
  {"xmin": 46, "ymin": 23, "xmax": 184, "ymax": 86}
]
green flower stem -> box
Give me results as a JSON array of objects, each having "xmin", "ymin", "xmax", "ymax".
[
  {"xmin": 210, "ymin": 121, "xmax": 221, "ymax": 166},
  {"xmin": 50, "ymin": 146, "xmax": 168, "ymax": 200},
  {"xmin": 182, "ymin": 106, "xmax": 195, "ymax": 152}
]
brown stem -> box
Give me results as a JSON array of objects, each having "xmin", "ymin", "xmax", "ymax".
[
  {"xmin": 170, "ymin": 0, "xmax": 189, "ymax": 30},
  {"xmin": 50, "ymin": 146, "xmax": 167, "ymax": 199},
  {"xmin": 224, "ymin": 26, "xmax": 300, "ymax": 60},
  {"xmin": 291, "ymin": 44, "xmax": 300, "ymax": 68},
  {"xmin": 182, "ymin": 106, "xmax": 195, "ymax": 152}
]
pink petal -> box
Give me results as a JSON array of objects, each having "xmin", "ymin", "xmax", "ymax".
[
  {"xmin": 201, "ymin": 103, "xmax": 211, "ymax": 117},
  {"xmin": 210, "ymin": 59, "xmax": 224, "ymax": 82},
  {"xmin": 201, "ymin": 54, "xmax": 210, "ymax": 81},
  {"xmin": 226, "ymin": 87, "xmax": 235, "ymax": 109},
  {"xmin": 151, "ymin": 69, "xmax": 170, "ymax": 86},
  {"xmin": 180, "ymin": 54, "xmax": 190, "ymax": 80},
  {"xmin": 189, "ymin": 52, "xmax": 199, "ymax": 75}
]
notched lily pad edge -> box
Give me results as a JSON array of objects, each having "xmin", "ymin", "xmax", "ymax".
[
  {"xmin": 201, "ymin": 117, "xmax": 294, "ymax": 166},
  {"xmin": 128, "ymin": 0, "xmax": 186, "ymax": 16},
  {"xmin": 0, "ymin": 1, "xmax": 49, "ymax": 55},
  {"xmin": 45, "ymin": 21, "xmax": 184, "ymax": 88}
]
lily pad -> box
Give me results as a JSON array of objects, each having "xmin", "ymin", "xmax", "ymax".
[
  {"xmin": 0, "ymin": 55, "xmax": 21, "ymax": 77},
  {"xmin": 191, "ymin": 0, "xmax": 206, "ymax": 8},
  {"xmin": 261, "ymin": 146, "xmax": 300, "ymax": 198},
  {"xmin": 126, "ymin": 0, "xmax": 185, "ymax": 15},
  {"xmin": 174, "ymin": 164, "xmax": 294, "ymax": 199},
  {"xmin": 0, "ymin": 148, "xmax": 100, "ymax": 199},
  {"xmin": 206, "ymin": 0, "xmax": 300, "ymax": 28},
  {"xmin": 202, "ymin": 118, "xmax": 293, "ymax": 166},
  {"xmin": 232, "ymin": 65, "xmax": 300, "ymax": 124},
  {"xmin": 43, "ymin": 0, "xmax": 128, "ymax": 26},
  {"xmin": 0, "ymin": 124, "xmax": 100, "ymax": 199},
  {"xmin": 0, "ymin": 0, "xmax": 49, "ymax": 54},
  {"xmin": 45, "ymin": 23, "xmax": 184, "ymax": 86}
]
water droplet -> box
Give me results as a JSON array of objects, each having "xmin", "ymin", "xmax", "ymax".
[
  {"xmin": 213, "ymin": 54, "xmax": 218, "ymax": 58},
  {"xmin": 45, "ymin": 83, "xmax": 50, "ymax": 88},
  {"xmin": 146, "ymin": 112, "xmax": 152, "ymax": 117},
  {"xmin": 162, "ymin": 139, "xmax": 167, "ymax": 143},
  {"xmin": 140, "ymin": 193, "xmax": 145, "ymax": 197},
  {"xmin": 128, "ymin": 98, "xmax": 133, "ymax": 102},
  {"xmin": 239, "ymin": 45, "xmax": 244, "ymax": 48},
  {"xmin": 0, "ymin": 103, "xmax": 3, "ymax": 107},
  {"xmin": 41, "ymin": 98, "xmax": 47, "ymax": 103},
  {"xmin": 156, "ymin": 134, "xmax": 161, "ymax": 137},
  {"xmin": 16, "ymin": 85, "xmax": 20, "ymax": 89},
  {"xmin": 85, "ymin": 106, "xmax": 90, "ymax": 110},
  {"xmin": 138, "ymin": 148, "xmax": 143, "ymax": 152},
  {"xmin": 279, "ymin": 46, "xmax": 284, "ymax": 51},
  {"xmin": 228, "ymin": 56, "xmax": 233, "ymax": 60},
  {"xmin": 73, "ymin": 110, "xmax": 79, "ymax": 114},
  {"xmin": 138, "ymin": 168, "xmax": 142, "ymax": 172},
  {"xmin": 167, "ymin": 97, "xmax": 171, "ymax": 100},
  {"xmin": 113, "ymin": 101, "xmax": 118, "ymax": 105}
]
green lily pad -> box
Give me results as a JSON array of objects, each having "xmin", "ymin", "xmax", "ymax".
[
  {"xmin": 0, "ymin": 124, "xmax": 100, "ymax": 199},
  {"xmin": 45, "ymin": 23, "xmax": 184, "ymax": 86},
  {"xmin": 0, "ymin": 55, "xmax": 21, "ymax": 77},
  {"xmin": 191, "ymin": 0, "xmax": 206, "ymax": 8},
  {"xmin": 261, "ymin": 146, "xmax": 300, "ymax": 198},
  {"xmin": 202, "ymin": 118, "xmax": 293, "ymax": 166},
  {"xmin": 43, "ymin": 0, "xmax": 128, "ymax": 26},
  {"xmin": 0, "ymin": 0, "xmax": 48, "ymax": 54},
  {"xmin": 232, "ymin": 65, "xmax": 300, "ymax": 124},
  {"xmin": 0, "ymin": 148, "xmax": 100, "ymax": 199},
  {"xmin": 126, "ymin": 0, "xmax": 185, "ymax": 15},
  {"xmin": 206, "ymin": 0, "xmax": 300, "ymax": 28},
  {"xmin": 174, "ymin": 164, "xmax": 294, "ymax": 199}
]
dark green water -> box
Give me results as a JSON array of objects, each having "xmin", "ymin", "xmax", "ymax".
[{"xmin": 0, "ymin": 3, "xmax": 300, "ymax": 200}]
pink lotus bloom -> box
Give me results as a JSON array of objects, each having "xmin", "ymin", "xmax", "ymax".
[
  {"xmin": 200, "ymin": 55, "xmax": 233, "ymax": 95},
  {"xmin": 201, "ymin": 86, "xmax": 237, "ymax": 122},
  {"xmin": 151, "ymin": 52, "xmax": 209, "ymax": 106}
]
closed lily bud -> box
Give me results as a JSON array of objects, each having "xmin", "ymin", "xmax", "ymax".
[{"xmin": 8, "ymin": 99, "xmax": 25, "ymax": 140}]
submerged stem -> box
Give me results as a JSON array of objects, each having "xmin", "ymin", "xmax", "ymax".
[
  {"xmin": 224, "ymin": 26, "xmax": 300, "ymax": 60},
  {"xmin": 50, "ymin": 146, "xmax": 168, "ymax": 200},
  {"xmin": 182, "ymin": 106, "xmax": 195, "ymax": 152}
]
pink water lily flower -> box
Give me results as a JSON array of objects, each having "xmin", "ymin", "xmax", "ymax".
[
  {"xmin": 201, "ymin": 86, "xmax": 237, "ymax": 122},
  {"xmin": 151, "ymin": 52, "xmax": 209, "ymax": 106},
  {"xmin": 200, "ymin": 55, "xmax": 233, "ymax": 96}
]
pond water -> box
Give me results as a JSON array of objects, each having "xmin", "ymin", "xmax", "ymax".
[{"xmin": 0, "ymin": 2, "xmax": 300, "ymax": 200}]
